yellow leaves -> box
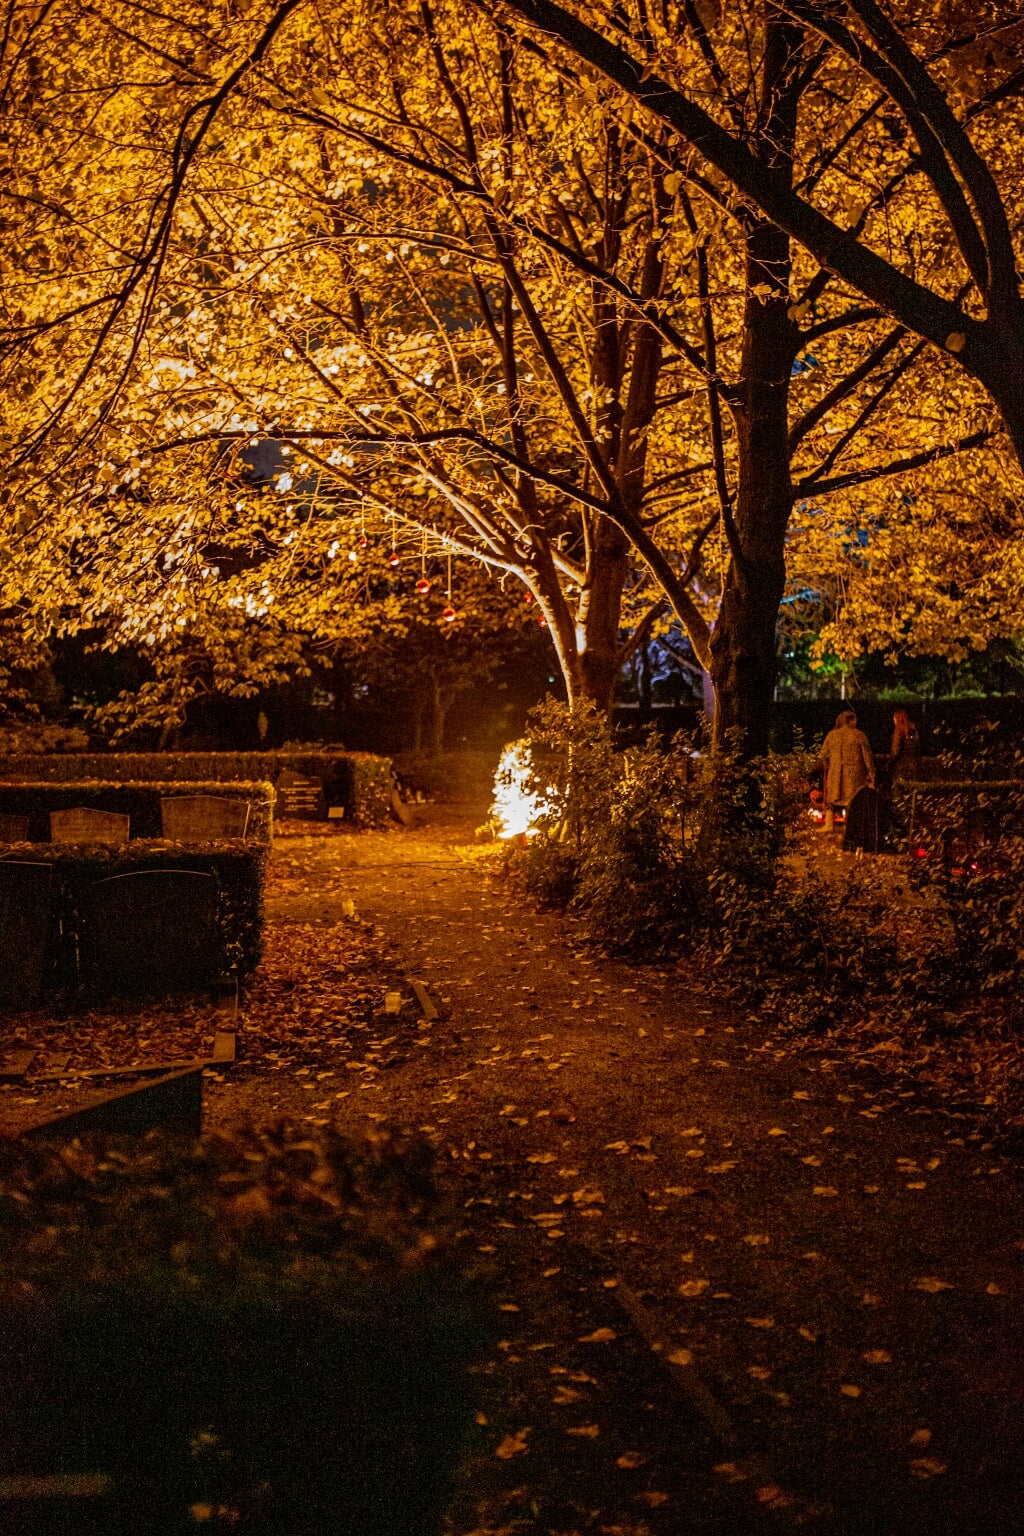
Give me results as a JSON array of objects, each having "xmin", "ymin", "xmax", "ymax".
[
  {"xmin": 495, "ymin": 1428, "xmax": 530, "ymax": 1459},
  {"xmin": 745, "ymin": 1316, "xmax": 775, "ymax": 1329},
  {"xmin": 909, "ymin": 1428, "xmax": 932, "ymax": 1448},
  {"xmin": 839, "ymin": 1383, "xmax": 862, "ymax": 1397},
  {"xmin": 801, "ymin": 1155, "xmax": 823, "ymax": 1166},
  {"xmin": 662, "ymin": 1186, "xmax": 696, "ymax": 1198},
  {"xmin": 552, "ymin": 1385, "xmax": 585, "ymax": 1404},
  {"xmin": 798, "ymin": 1326, "xmax": 819, "ymax": 1342},
  {"xmin": 616, "ymin": 1451, "xmax": 648, "ymax": 1468},
  {"xmin": 705, "ymin": 1160, "xmax": 738, "ymax": 1174},
  {"xmin": 812, "ymin": 1185, "xmax": 839, "ymax": 1197},
  {"xmin": 945, "ymin": 332, "xmax": 967, "ymax": 353},
  {"xmin": 748, "ymin": 1364, "xmax": 772, "ymax": 1380},
  {"xmin": 662, "ymin": 171, "xmax": 682, "ymax": 195},
  {"xmin": 862, "ymin": 1349, "xmax": 891, "ymax": 1364},
  {"xmin": 666, "ymin": 1348, "xmax": 693, "ymax": 1366},
  {"xmin": 578, "ymin": 1327, "xmax": 616, "ymax": 1343},
  {"xmin": 565, "ymin": 1422, "xmax": 600, "ymax": 1437},
  {"xmin": 913, "ymin": 1276, "xmax": 954, "ymax": 1293},
  {"xmin": 742, "ymin": 1233, "xmax": 770, "ymax": 1246},
  {"xmin": 526, "ymin": 1152, "xmax": 556, "ymax": 1164}
]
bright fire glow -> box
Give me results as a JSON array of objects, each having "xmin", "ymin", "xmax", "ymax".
[{"xmin": 491, "ymin": 741, "xmax": 549, "ymax": 839}]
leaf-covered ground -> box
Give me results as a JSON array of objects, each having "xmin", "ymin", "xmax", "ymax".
[{"xmin": 2, "ymin": 806, "xmax": 1023, "ymax": 1533}]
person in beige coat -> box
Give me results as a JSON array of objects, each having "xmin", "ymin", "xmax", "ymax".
[{"xmin": 819, "ymin": 709, "xmax": 875, "ymax": 832}]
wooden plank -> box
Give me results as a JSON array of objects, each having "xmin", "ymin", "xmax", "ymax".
[
  {"xmin": 0, "ymin": 1049, "xmax": 35, "ymax": 1080},
  {"xmin": 410, "ymin": 978, "xmax": 440, "ymax": 1021},
  {"xmin": 21, "ymin": 1065, "xmax": 204, "ymax": 1140}
]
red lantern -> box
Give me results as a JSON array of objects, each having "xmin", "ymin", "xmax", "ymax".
[
  {"xmin": 538, "ymin": 615, "xmax": 547, "ymax": 627},
  {"xmin": 524, "ymin": 591, "xmax": 534, "ymax": 605},
  {"xmin": 442, "ymin": 606, "xmax": 457, "ymax": 622},
  {"xmin": 387, "ymin": 551, "xmax": 401, "ymax": 567},
  {"xmin": 415, "ymin": 576, "xmax": 432, "ymax": 594}
]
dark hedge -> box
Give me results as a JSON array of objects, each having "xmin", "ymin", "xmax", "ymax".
[
  {"xmin": 0, "ymin": 752, "xmax": 393, "ymax": 826},
  {"xmin": 0, "ymin": 779, "xmax": 273, "ymax": 844},
  {"xmin": 0, "ymin": 839, "xmax": 267, "ymax": 985}
]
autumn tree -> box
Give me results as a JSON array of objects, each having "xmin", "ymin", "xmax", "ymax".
[{"xmin": 1, "ymin": 0, "xmax": 1020, "ymax": 755}]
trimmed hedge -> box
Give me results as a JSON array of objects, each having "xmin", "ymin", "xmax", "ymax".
[
  {"xmin": 0, "ymin": 840, "xmax": 267, "ymax": 984},
  {"xmin": 0, "ymin": 779, "xmax": 274, "ymax": 845},
  {"xmin": 0, "ymin": 751, "xmax": 393, "ymax": 826},
  {"xmin": 0, "ymin": 1123, "xmax": 487, "ymax": 1536}
]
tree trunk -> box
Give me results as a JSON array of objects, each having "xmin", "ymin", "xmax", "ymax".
[
  {"xmin": 428, "ymin": 674, "xmax": 446, "ymax": 756},
  {"xmin": 577, "ymin": 518, "xmax": 630, "ymax": 714},
  {"xmin": 710, "ymin": 17, "xmax": 801, "ymax": 761}
]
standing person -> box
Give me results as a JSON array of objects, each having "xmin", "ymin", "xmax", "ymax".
[
  {"xmin": 889, "ymin": 708, "xmax": 921, "ymax": 777},
  {"xmin": 820, "ymin": 709, "xmax": 875, "ymax": 833}
]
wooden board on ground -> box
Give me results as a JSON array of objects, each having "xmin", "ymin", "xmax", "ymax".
[
  {"xmin": 21, "ymin": 1065, "xmax": 204, "ymax": 1140},
  {"xmin": 410, "ymin": 978, "xmax": 440, "ymax": 1020}
]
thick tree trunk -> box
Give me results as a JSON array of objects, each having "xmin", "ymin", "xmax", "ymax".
[
  {"xmin": 577, "ymin": 519, "xmax": 630, "ymax": 714},
  {"xmin": 709, "ymin": 18, "xmax": 801, "ymax": 761}
]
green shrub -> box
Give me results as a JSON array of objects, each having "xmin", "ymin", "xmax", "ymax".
[
  {"xmin": 0, "ymin": 1122, "xmax": 487, "ymax": 1536},
  {"xmin": 504, "ymin": 703, "xmax": 810, "ymax": 956}
]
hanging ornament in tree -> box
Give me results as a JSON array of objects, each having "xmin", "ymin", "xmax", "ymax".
[
  {"xmin": 441, "ymin": 548, "xmax": 457, "ymax": 622},
  {"xmin": 415, "ymin": 531, "xmax": 431, "ymax": 593},
  {"xmin": 538, "ymin": 615, "xmax": 548, "ymax": 627},
  {"xmin": 524, "ymin": 591, "xmax": 534, "ymax": 605},
  {"xmin": 388, "ymin": 551, "xmax": 401, "ymax": 567}
]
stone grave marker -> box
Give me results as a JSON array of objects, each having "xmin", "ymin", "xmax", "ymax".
[
  {"xmin": 161, "ymin": 795, "xmax": 251, "ymax": 840},
  {"xmin": 275, "ymin": 769, "xmax": 327, "ymax": 820},
  {"xmin": 50, "ymin": 807, "xmax": 130, "ymax": 845},
  {"xmin": 79, "ymin": 869, "xmax": 220, "ymax": 996},
  {"xmin": 0, "ymin": 813, "xmax": 30, "ymax": 842},
  {"xmin": 0, "ymin": 862, "xmax": 52, "ymax": 1007}
]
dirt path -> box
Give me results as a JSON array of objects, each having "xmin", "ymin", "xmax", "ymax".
[{"xmin": 213, "ymin": 807, "xmax": 1024, "ymax": 1536}]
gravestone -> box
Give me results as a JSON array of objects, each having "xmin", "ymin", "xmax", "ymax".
[
  {"xmin": 0, "ymin": 862, "xmax": 52, "ymax": 1007},
  {"xmin": 275, "ymin": 769, "xmax": 327, "ymax": 820},
  {"xmin": 161, "ymin": 795, "xmax": 250, "ymax": 840},
  {"xmin": 0, "ymin": 813, "xmax": 30, "ymax": 842},
  {"xmin": 50, "ymin": 807, "xmax": 130, "ymax": 845},
  {"xmin": 79, "ymin": 869, "xmax": 219, "ymax": 996},
  {"xmin": 843, "ymin": 785, "xmax": 885, "ymax": 854}
]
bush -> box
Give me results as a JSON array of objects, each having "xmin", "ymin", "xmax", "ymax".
[
  {"xmin": 0, "ymin": 1122, "xmax": 487, "ymax": 1536},
  {"xmin": 504, "ymin": 702, "xmax": 810, "ymax": 956}
]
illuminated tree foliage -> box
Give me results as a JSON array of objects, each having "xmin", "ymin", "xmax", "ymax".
[{"xmin": 1, "ymin": 1, "xmax": 1021, "ymax": 748}]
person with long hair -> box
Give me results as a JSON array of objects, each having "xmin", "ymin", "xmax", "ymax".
[{"xmin": 820, "ymin": 709, "xmax": 875, "ymax": 833}]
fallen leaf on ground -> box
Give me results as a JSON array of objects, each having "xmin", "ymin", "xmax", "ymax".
[
  {"xmin": 616, "ymin": 1452, "xmax": 648, "ymax": 1469},
  {"xmin": 913, "ymin": 1277, "xmax": 954, "ymax": 1293},
  {"xmin": 909, "ymin": 1429, "xmax": 932, "ymax": 1447},
  {"xmin": 579, "ymin": 1327, "xmax": 616, "ymax": 1343},
  {"xmin": 527, "ymin": 1153, "xmax": 556, "ymax": 1164},
  {"xmin": 637, "ymin": 1492, "xmax": 668, "ymax": 1507},
  {"xmin": 813, "ymin": 1186, "xmax": 839, "ymax": 1197},
  {"xmin": 566, "ymin": 1423, "xmax": 600, "ymax": 1437},
  {"xmin": 863, "ymin": 1349, "xmax": 891, "ymax": 1364},
  {"xmin": 706, "ymin": 1161, "xmax": 738, "ymax": 1174},
  {"xmin": 667, "ymin": 1348, "xmax": 693, "ymax": 1366},
  {"xmin": 495, "ymin": 1429, "xmax": 530, "ymax": 1459},
  {"xmin": 746, "ymin": 1317, "xmax": 775, "ymax": 1329},
  {"xmin": 748, "ymin": 1365, "xmax": 772, "ymax": 1380},
  {"xmin": 552, "ymin": 1386, "xmax": 585, "ymax": 1405},
  {"xmin": 678, "ymin": 1279, "xmax": 710, "ymax": 1297},
  {"xmin": 840, "ymin": 1384, "xmax": 862, "ymax": 1397},
  {"xmin": 909, "ymin": 1458, "xmax": 947, "ymax": 1478},
  {"xmin": 743, "ymin": 1234, "xmax": 770, "ymax": 1246}
]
